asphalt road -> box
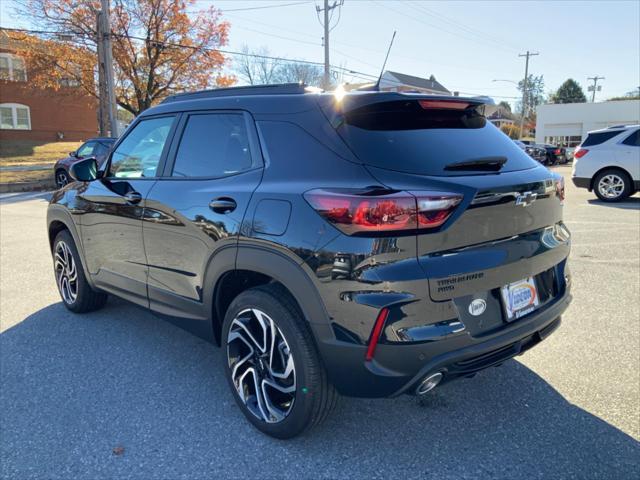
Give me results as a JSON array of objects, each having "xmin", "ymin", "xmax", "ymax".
[{"xmin": 1, "ymin": 167, "xmax": 639, "ymax": 479}]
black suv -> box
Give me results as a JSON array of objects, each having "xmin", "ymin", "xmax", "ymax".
[{"xmin": 47, "ymin": 84, "xmax": 572, "ymax": 439}]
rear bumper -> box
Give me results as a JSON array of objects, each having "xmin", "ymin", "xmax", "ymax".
[
  {"xmin": 313, "ymin": 288, "xmax": 571, "ymax": 398},
  {"xmin": 572, "ymin": 177, "xmax": 591, "ymax": 190}
]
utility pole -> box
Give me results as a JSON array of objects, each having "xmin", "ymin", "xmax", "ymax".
[
  {"xmin": 316, "ymin": 0, "xmax": 343, "ymax": 90},
  {"xmin": 587, "ymin": 76, "xmax": 605, "ymax": 102},
  {"xmin": 100, "ymin": 0, "xmax": 119, "ymax": 137},
  {"xmin": 518, "ymin": 50, "xmax": 538, "ymax": 140},
  {"xmin": 96, "ymin": 10, "xmax": 109, "ymax": 136}
]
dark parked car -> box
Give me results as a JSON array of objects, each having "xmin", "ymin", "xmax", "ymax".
[
  {"xmin": 53, "ymin": 137, "xmax": 116, "ymax": 188},
  {"xmin": 538, "ymin": 144, "xmax": 567, "ymax": 165},
  {"xmin": 47, "ymin": 85, "xmax": 571, "ymax": 439},
  {"xmin": 525, "ymin": 144, "xmax": 547, "ymax": 163}
]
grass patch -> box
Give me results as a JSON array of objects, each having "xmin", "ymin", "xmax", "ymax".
[
  {"xmin": 0, "ymin": 141, "xmax": 82, "ymax": 167},
  {"xmin": 0, "ymin": 169, "xmax": 54, "ymax": 184}
]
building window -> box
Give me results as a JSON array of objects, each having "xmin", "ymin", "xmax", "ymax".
[
  {"xmin": 0, "ymin": 103, "xmax": 31, "ymax": 130},
  {"xmin": 0, "ymin": 53, "xmax": 27, "ymax": 82}
]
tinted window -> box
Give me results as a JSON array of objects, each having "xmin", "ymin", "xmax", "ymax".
[
  {"xmin": 93, "ymin": 142, "xmax": 110, "ymax": 156},
  {"xmin": 622, "ymin": 129, "xmax": 639, "ymax": 147},
  {"xmin": 581, "ymin": 130, "xmax": 623, "ymax": 147},
  {"xmin": 109, "ymin": 116, "xmax": 174, "ymax": 178},
  {"xmin": 337, "ymin": 101, "xmax": 538, "ymax": 176},
  {"xmin": 172, "ymin": 113, "xmax": 253, "ymax": 178},
  {"xmin": 77, "ymin": 141, "xmax": 96, "ymax": 157}
]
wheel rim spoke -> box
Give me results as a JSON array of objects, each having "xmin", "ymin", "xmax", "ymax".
[
  {"xmin": 599, "ymin": 175, "xmax": 624, "ymax": 198},
  {"xmin": 227, "ymin": 307, "xmax": 296, "ymax": 424},
  {"xmin": 54, "ymin": 241, "xmax": 78, "ymax": 304}
]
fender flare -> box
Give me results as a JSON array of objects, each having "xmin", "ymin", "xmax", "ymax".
[
  {"xmin": 203, "ymin": 243, "xmax": 334, "ymax": 344},
  {"xmin": 47, "ymin": 205, "xmax": 97, "ymax": 289}
]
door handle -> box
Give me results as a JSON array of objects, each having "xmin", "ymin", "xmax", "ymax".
[
  {"xmin": 124, "ymin": 191, "xmax": 142, "ymax": 204},
  {"xmin": 209, "ymin": 197, "xmax": 237, "ymax": 214}
]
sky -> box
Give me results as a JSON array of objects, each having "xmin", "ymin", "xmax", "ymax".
[{"xmin": 1, "ymin": 0, "xmax": 638, "ymax": 108}]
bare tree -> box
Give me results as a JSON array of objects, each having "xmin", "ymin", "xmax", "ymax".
[
  {"xmin": 275, "ymin": 62, "xmax": 323, "ymax": 87},
  {"xmin": 235, "ymin": 45, "xmax": 280, "ymax": 85}
]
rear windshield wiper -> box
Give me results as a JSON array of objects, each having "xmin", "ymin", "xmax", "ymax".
[{"xmin": 444, "ymin": 156, "xmax": 507, "ymax": 172}]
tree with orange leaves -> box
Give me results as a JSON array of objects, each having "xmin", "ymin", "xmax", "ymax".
[{"xmin": 13, "ymin": 0, "xmax": 234, "ymax": 116}]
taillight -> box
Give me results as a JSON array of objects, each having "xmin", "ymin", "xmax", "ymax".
[
  {"xmin": 304, "ymin": 189, "xmax": 462, "ymax": 235},
  {"xmin": 554, "ymin": 148, "xmax": 562, "ymax": 155},
  {"xmin": 574, "ymin": 148, "xmax": 589, "ymax": 159},
  {"xmin": 366, "ymin": 307, "xmax": 389, "ymax": 361}
]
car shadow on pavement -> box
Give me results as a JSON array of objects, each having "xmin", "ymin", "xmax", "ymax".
[
  {"xmin": 1, "ymin": 299, "xmax": 638, "ymax": 479},
  {"xmin": 587, "ymin": 196, "xmax": 640, "ymax": 209}
]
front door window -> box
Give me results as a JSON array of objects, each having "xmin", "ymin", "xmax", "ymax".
[{"xmin": 109, "ymin": 116, "xmax": 175, "ymax": 178}]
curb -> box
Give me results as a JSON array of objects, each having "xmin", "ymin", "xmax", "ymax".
[{"xmin": 0, "ymin": 180, "xmax": 55, "ymax": 193}]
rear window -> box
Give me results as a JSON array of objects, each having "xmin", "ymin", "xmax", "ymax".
[
  {"xmin": 581, "ymin": 130, "xmax": 623, "ymax": 147},
  {"xmin": 336, "ymin": 101, "xmax": 539, "ymax": 176},
  {"xmin": 622, "ymin": 129, "xmax": 639, "ymax": 146}
]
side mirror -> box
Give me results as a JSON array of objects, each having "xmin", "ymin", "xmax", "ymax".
[
  {"xmin": 69, "ymin": 157, "xmax": 100, "ymax": 182},
  {"xmin": 69, "ymin": 151, "xmax": 77, "ymax": 157}
]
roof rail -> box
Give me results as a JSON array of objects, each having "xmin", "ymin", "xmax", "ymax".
[
  {"xmin": 162, "ymin": 83, "xmax": 308, "ymax": 104},
  {"xmin": 606, "ymin": 124, "xmax": 627, "ymax": 129}
]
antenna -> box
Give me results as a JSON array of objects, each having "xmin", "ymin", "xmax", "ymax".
[{"xmin": 374, "ymin": 30, "xmax": 396, "ymax": 91}]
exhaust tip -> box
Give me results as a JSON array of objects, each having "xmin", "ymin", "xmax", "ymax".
[{"xmin": 415, "ymin": 372, "xmax": 443, "ymax": 395}]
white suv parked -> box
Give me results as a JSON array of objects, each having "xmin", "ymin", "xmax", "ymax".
[{"xmin": 572, "ymin": 125, "xmax": 640, "ymax": 202}]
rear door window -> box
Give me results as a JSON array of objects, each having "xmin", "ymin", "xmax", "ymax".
[
  {"xmin": 336, "ymin": 101, "xmax": 539, "ymax": 176},
  {"xmin": 171, "ymin": 113, "xmax": 254, "ymax": 178},
  {"xmin": 621, "ymin": 129, "xmax": 639, "ymax": 147},
  {"xmin": 581, "ymin": 130, "xmax": 623, "ymax": 147}
]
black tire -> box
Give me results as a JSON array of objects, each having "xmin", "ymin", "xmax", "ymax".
[
  {"xmin": 593, "ymin": 169, "xmax": 632, "ymax": 202},
  {"xmin": 53, "ymin": 230, "xmax": 108, "ymax": 313},
  {"xmin": 222, "ymin": 284, "xmax": 338, "ymax": 439}
]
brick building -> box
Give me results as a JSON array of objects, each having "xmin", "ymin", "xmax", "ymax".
[{"xmin": 0, "ymin": 30, "xmax": 98, "ymax": 142}]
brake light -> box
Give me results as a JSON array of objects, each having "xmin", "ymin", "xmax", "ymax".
[
  {"xmin": 418, "ymin": 100, "xmax": 470, "ymax": 110},
  {"xmin": 574, "ymin": 148, "xmax": 589, "ymax": 159},
  {"xmin": 366, "ymin": 307, "xmax": 389, "ymax": 361},
  {"xmin": 554, "ymin": 148, "xmax": 562, "ymax": 155},
  {"xmin": 304, "ymin": 189, "xmax": 462, "ymax": 235}
]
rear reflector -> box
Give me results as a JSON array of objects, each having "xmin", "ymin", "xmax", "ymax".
[
  {"xmin": 418, "ymin": 100, "xmax": 470, "ymax": 110},
  {"xmin": 366, "ymin": 308, "xmax": 389, "ymax": 361},
  {"xmin": 304, "ymin": 189, "xmax": 462, "ymax": 235},
  {"xmin": 574, "ymin": 148, "xmax": 589, "ymax": 159}
]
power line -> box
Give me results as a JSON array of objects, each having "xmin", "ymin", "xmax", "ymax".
[
  {"xmin": 402, "ymin": 1, "xmax": 523, "ymax": 52},
  {"xmin": 0, "ymin": 26, "xmax": 522, "ymax": 99},
  {"xmin": 219, "ymin": 1, "xmax": 312, "ymax": 13},
  {"xmin": 373, "ymin": 0, "xmax": 519, "ymax": 55}
]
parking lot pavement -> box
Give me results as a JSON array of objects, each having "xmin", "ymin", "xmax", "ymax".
[{"xmin": 1, "ymin": 168, "xmax": 638, "ymax": 479}]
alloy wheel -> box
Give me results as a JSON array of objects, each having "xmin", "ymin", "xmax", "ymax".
[
  {"xmin": 227, "ymin": 308, "xmax": 296, "ymax": 423},
  {"xmin": 597, "ymin": 174, "xmax": 625, "ymax": 199},
  {"xmin": 54, "ymin": 241, "xmax": 78, "ymax": 304},
  {"xmin": 56, "ymin": 170, "xmax": 69, "ymax": 189}
]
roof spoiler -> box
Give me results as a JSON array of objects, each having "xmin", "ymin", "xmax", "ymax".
[{"xmin": 318, "ymin": 92, "xmax": 497, "ymax": 123}]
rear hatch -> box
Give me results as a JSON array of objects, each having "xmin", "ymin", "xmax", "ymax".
[{"xmin": 320, "ymin": 94, "xmax": 570, "ymax": 323}]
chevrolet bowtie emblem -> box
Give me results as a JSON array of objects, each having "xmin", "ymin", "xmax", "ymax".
[{"xmin": 515, "ymin": 191, "xmax": 537, "ymax": 207}]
